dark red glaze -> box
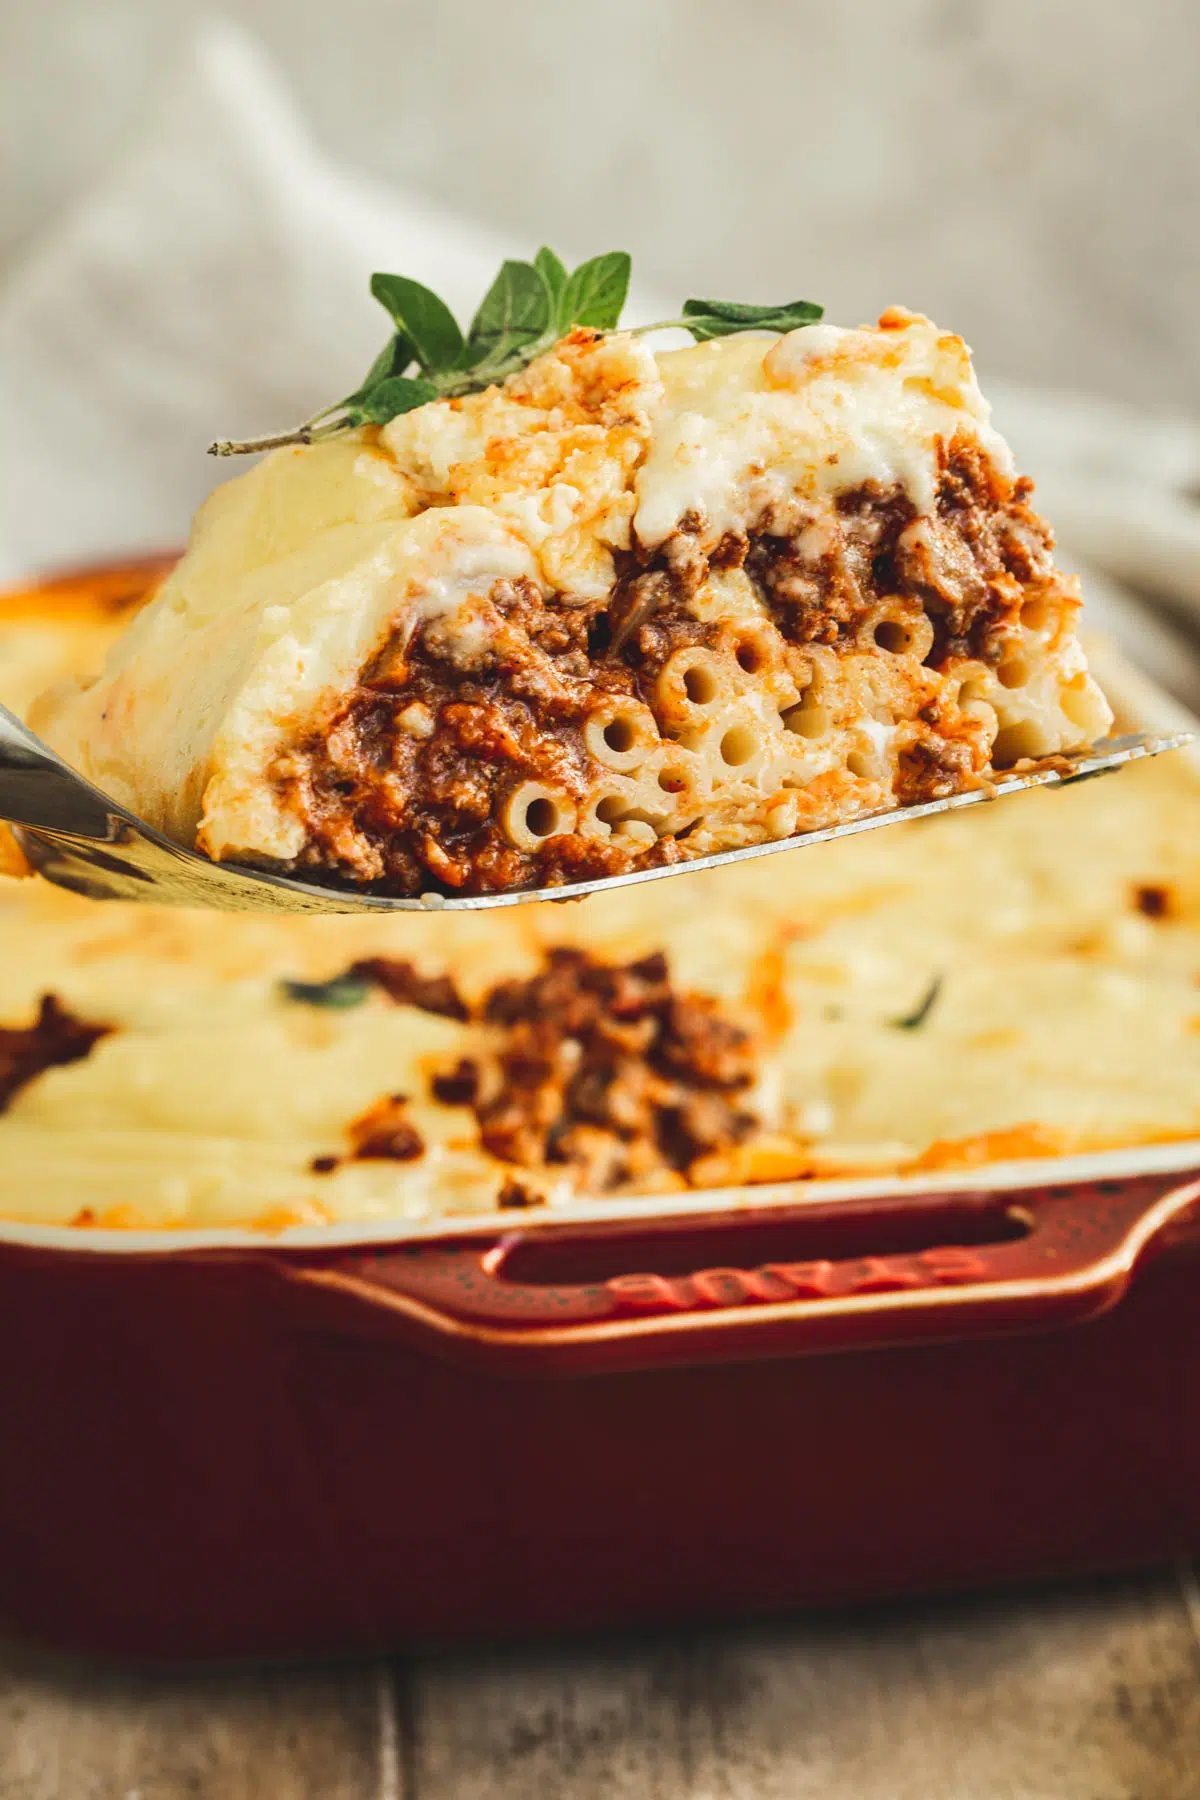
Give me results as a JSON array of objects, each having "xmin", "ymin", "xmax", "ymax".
[
  {"xmin": 3, "ymin": 1168, "xmax": 1200, "ymax": 1662},
  {"xmin": 291, "ymin": 1173, "xmax": 1200, "ymax": 1372}
]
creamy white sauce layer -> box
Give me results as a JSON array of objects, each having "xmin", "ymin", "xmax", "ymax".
[{"xmin": 634, "ymin": 314, "xmax": 1012, "ymax": 549}]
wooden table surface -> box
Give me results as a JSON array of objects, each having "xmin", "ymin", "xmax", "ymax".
[{"xmin": 5, "ymin": 1567, "xmax": 1200, "ymax": 1798}]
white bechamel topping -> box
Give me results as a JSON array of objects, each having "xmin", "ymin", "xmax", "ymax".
[
  {"xmin": 403, "ymin": 515, "xmax": 536, "ymax": 628},
  {"xmin": 36, "ymin": 492, "xmax": 538, "ymax": 859},
  {"xmin": 634, "ymin": 311, "xmax": 1013, "ymax": 551}
]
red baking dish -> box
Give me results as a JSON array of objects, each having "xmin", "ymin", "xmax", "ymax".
[
  {"xmin": 5, "ymin": 561, "xmax": 1200, "ymax": 1661},
  {"xmin": 5, "ymin": 1147, "xmax": 1200, "ymax": 1662}
]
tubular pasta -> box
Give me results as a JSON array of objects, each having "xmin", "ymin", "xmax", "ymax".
[
  {"xmin": 584, "ymin": 700, "xmax": 659, "ymax": 772},
  {"xmin": 502, "ymin": 781, "xmax": 579, "ymax": 850},
  {"xmin": 654, "ymin": 647, "xmax": 732, "ymax": 728},
  {"xmin": 857, "ymin": 598, "xmax": 935, "ymax": 662}
]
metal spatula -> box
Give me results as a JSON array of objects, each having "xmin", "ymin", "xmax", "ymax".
[{"xmin": 0, "ymin": 702, "xmax": 1189, "ymax": 915}]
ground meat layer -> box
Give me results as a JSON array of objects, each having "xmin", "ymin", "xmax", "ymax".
[
  {"xmin": 474, "ymin": 947, "xmax": 759, "ymax": 1198},
  {"xmin": 299, "ymin": 948, "xmax": 762, "ymax": 1199},
  {"xmin": 278, "ymin": 437, "xmax": 1069, "ymax": 895}
]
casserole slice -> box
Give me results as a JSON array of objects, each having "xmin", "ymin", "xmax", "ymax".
[{"xmin": 35, "ymin": 309, "xmax": 1112, "ymax": 896}]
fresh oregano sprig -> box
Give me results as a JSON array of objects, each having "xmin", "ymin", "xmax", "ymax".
[{"xmin": 209, "ymin": 251, "xmax": 823, "ymax": 456}]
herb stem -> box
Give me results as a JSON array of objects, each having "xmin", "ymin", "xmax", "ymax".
[
  {"xmin": 209, "ymin": 429, "xmax": 311, "ymax": 456},
  {"xmin": 629, "ymin": 317, "xmax": 696, "ymax": 336},
  {"xmin": 208, "ymin": 416, "xmax": 347, "ymax": 457}
]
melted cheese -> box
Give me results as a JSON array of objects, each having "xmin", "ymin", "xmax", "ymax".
[
  {"xmin": 2, "ymin": 588, "xmax": 1200, "ymax": 1229},
  {"xmin": 634, "ymin": 311, "xmax": 1011, "ymax": 547}
]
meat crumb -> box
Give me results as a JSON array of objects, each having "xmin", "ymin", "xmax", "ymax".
[
  {"xmin": 431, "ymin": 1057, "xmax": 482, "ymax": 1106},
  {"xmin": 497, "ymin": 1176, "xmax": 543, "ymax": 1209},
  {"xmin": 1132, "ymin": 883, "xmax": 1172, "ymax": 919},
  {"xmin": 0, "ymin": 993, "xmax": 111, "ymax": 1112},
  {"xmin": 348, "ymin": 1094, "xmax": 426, "ymax": 1162},
  {"xmin": 348, "ymin": 958, "xmax": 469, "ymax": 1021}
]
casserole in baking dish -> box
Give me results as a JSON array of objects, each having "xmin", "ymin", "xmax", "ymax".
[
  {"xmin": 2, "ymin": 560, "xmax": 1199, "ymax": 1234},
  {"xmin": 3, "ymin": 558, "xmax": 1200, "ymax": 1661}
]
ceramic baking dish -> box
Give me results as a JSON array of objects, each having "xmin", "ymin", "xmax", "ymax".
[{"xmin": 3, "ymin": 623, "xmax": 1200, "ymax": 1662}]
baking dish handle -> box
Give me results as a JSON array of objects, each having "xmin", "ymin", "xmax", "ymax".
[{"xmin": 279, "ymin": 1169, "xmax": 1200, "ymax": 1374}]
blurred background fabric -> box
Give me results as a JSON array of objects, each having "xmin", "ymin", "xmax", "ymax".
[
  {"xmin": 5, "ymin": 0, "xmax": 1200, "ymax": 410},
  {"xmin": 1, "ymin": 5, "xmax": 1199, "ymax": 703}
]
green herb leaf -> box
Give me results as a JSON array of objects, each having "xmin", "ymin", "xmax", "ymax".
[
  {"xmin": 890, "ymin": 975, "xmax": 942, "ymax": 1031},
  {"xmin": 559, "ymin": 251, "xmax": 632, "ymax": 332},
  {"xmin": 680, "ymin": 297, "xmax": 824, "ymax": 341},
  {"xmin": 281, "ymin": 973, "xmax": 372, "ymax": 1009},
  {"xmin": 343, "ymin": 330, "xmax": 415, "ymax": 407},
  {"xmin": 462, "ymin": 259, "xmax": 552, "ymax": 370},
  {"xmin": 345, "ymin": 375, "xmax": 439, "ymax": 426},
  {"xmin": 682, "ymin": 297, "xmax": 824, "ymax": 325},
  {"xmin": 534, "ymin": 245, "xmax": 568, "ymax": 310},
  {"xmin": 370, "ymin": 273, "xmax": 464, "ymax": 374}
]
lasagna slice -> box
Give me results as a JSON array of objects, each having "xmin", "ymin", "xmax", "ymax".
[{"xmin": 36, "ymin": 309, "xmax": 1112, "ymax": 895}]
